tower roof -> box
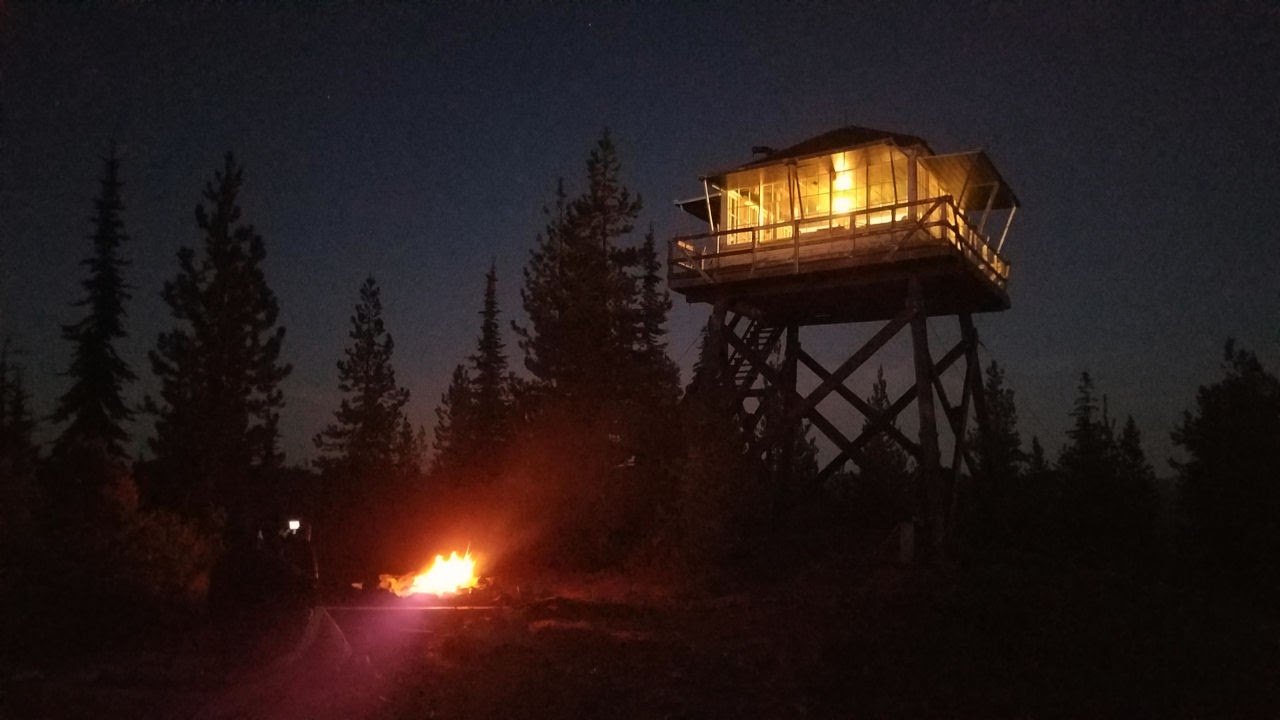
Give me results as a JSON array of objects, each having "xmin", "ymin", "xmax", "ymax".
[
  {"xmin": 702, "ymin": 125, "xmax": 932, "ymax": 181},
  {"xmin": 681, "ymin": 124, "xmax": 1018, "ymax": 214}
]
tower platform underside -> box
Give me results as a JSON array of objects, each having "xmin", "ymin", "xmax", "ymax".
[{"xmin": 671, "ymin": 242, "xmax": 1010, "ymax": 326}]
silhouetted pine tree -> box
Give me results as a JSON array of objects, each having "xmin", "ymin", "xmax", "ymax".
[
  {"xmin": 1024, "ymin": 434, "xmax": 1057, "ymax": 540},
  {"xmin": 468, "ymin": 261, "xmax": 511, "ymax": 453},
  {"xmin": 429, "ymin": 263, "xmax": 514, "ymax": 484},
  {"xmin": 514, "ymin": 130, "xmax": 642, "ymax": 406},
  {"xmin": 676, "ymin": 362, "xmax": 762, "ymax": 564},
  {"xmin": 0, "ymin": 342, "xmax": 39, "ymax": 536},
  {"xmin": 1173, "ymin": 341, "xmax": 1280, "ymax": 603},
  {"xmin": 429, "ymin": 364, "xmax": 475, "ymax": 482},
  {"xmin": 1058, "ymin": 372, "xmax": 1110, "ymax": 484},
  {"xmin": 511, "ymin": 131, "xmax": 685, "ymax": 566},
  {"xmin": 625, "ymin": 224, "xmax": 681, "ymax": 506},
  {"xmin": 315, "ymin": 277, "xmax": 412, "ymax": 481},
  {"xmin": 1116, "ymin": 417, "xmax": 1150, "ymax": 478},
  {"xmin": 1056, "ymin": 372, "xmax": 1156, "ymax": 566},
  {"xmin": 392, "ymin": 416, "xmax": 425, "ymax": 483},
  {"xmin": 969, "ymin": 360, "xmax": 1025, "ymax": 488},
  {"xmin": 858, "ymin": 366, "xmax": 912, "ymax": 521},
  {"xmin": 146, "ymin": 153, "xmax": 291, "ymax": 524},
  {"xmin": 784, "ymin": 421, "xmax": 820, "ymax": 494},
  {"xmin": 635, "ymin": 225, "xmax": 680, "ymax": 389},
  {"xmin": 50, "ymin": 145, "xmax": 136, "ymax": 491},
  {"xmin": 1027, "ymin": 436, "xmax": 1049, "ymax": 477},
  {"xmin": 314, "ymin": 276, "xmax": 415, "ymax": 578},
  {"xmin": 687, "ymin": 315, "xmax": 726, "ymax": 397},
  {"xmin": 962, "ymin": 360, "xmax": 1026, "ymax": 546},
  {"xmin": 1115, "ymin": 415, "xmax": 1159, "ymax": 557},
  {"xmin": 1116, "ymin": 416, "xmax": 1157, "ymax": 507},
  {"xmin": 1056, "ymin": 372, "xmax": 1112, "ymax": 559}
]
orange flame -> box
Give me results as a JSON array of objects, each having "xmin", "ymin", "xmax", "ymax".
[{"xmin": 379, "ymin": 550, "xmax": 478, "ymax": 597}]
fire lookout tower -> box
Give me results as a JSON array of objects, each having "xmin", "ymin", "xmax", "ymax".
[{"xmin": 669, "ymin": 125, "xmax": 1018, "ymax": 552}]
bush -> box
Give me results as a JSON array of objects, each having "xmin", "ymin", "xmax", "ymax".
[{"xmin": 112, "ymin": 502, "xmax": 223, "ymax": 607}]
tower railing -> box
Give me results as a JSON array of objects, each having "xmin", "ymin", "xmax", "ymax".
[{"xmin": 669, "ymin": 195, "xmax": 1009, "ymax": 290}]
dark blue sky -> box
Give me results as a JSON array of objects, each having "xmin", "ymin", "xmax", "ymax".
[{"xmin": 3, "ymin": 1, "xmax": 1277, "ymax": 468}]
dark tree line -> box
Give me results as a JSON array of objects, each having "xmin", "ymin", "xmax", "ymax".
[
  {"xmin": 0, "ymin": 149, "xmax": 309, "ymax": 633},
  {"xmin": 2, "ymin": 134, "xmax": 1278, "ymax": 641},
  {"xmin": 961, "ymin": 365, "xmax": 1159, "ymax": 571}
]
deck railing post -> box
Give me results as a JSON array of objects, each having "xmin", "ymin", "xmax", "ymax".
[{"xmin": 793, "ymin": 220, "xmax": 800, "ymax": 273}]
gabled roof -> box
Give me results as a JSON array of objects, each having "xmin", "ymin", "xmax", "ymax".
[{"xmin": 702, "ymin": 125, "xmax": 932, "ymax": 181}]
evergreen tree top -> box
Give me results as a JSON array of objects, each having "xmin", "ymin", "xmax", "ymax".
[
  {"xmin": 53, "ymin": 143, "xmax": 136, "ymax": 464},
  {"xmin": 470, "ymin": 260, "xmax": 508, "ymax": 386},
  {"xmin": 147, "ymin": 152, "xmax": 291, "ymax": 515},
  {"xmin": 514, "ymin": 129, "xmax": 646, "ymax": 395},
  {"xmin": 567, "ymin": 129, "xmax": 642, "ymax": 250},
  {"xmin": 315, "ymin": 275, "xmax": 411, "ymax": 478},
  {"xmin": 1061, "ymin": 371, "xmax": 1109, "ymax": 470}
]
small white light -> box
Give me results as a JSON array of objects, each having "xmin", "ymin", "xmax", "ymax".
[{"xmin": 287, "ymin": 519, "xmax": 301, "ymax": 532}]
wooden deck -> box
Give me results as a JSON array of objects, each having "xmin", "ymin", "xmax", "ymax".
[{"xmin": 668, "ymin": 196, "xmax": 1010, "ymax": 325}]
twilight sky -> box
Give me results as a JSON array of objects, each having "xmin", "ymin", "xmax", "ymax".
[{"xmin": 2, "ymin": 1, "xmax": 1277, "ymax": 469}]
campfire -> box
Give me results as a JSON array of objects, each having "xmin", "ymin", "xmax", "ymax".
[{"xmin": 379, "ymin": 550, "xmax": 479, "ymax": 597}]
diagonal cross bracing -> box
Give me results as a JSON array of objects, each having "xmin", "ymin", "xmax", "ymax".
[{"xmin": 816, "ymin": 338, "xmax": 968, "ymax": 477}]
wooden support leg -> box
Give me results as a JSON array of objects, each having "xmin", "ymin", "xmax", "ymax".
[
  {"xmin": 960, "ymin": 313, "xmax": 993, "ymax": 493},
  {"xmin": 708, "ymin": 301, "xmax": 730, "ymax": 392},
  {"xmin": 909, "ymin": 278, "xmax": 943, "ymax": 556},
  {"xmin": 945, "ymin": 356, "xmax": 974, "ymax": 537},
  {"xmin": 775, "ymin": 324, "xmax": 800, "ymax": 519}
]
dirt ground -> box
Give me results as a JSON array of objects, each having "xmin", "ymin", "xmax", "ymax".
[{"xmin": 3, "ymin": 555, "xmax": 1279, "ymax": 719}]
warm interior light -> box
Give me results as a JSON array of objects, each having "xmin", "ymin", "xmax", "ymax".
[
  {"xmin": 287, "ymin": 519, "xmax": 301, "ymax": 532},
  {"xmin": 832, "ymin": 170, "xmax": 853, "ymax": 214}
]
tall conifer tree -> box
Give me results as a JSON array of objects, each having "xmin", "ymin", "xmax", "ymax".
[
  {"xmin": 429, "ymin": 364, "xmax": 474, "ymax": 482},
  {"xmin": 634, "ymin": 225, "xmax": 680, "ymax": 397},
  {"xmin": 969, "ymin": 360, "xmax": 1025, "ymax": 487},
  {"xmin": 514, "ymin": 130, "xmax": 642, "ymax": 403},
  {"xmin": 147, "ymin": 153, "xmax": 291, "ymax": 521},
  {"xmin": 859, "ymin": 366, "xmax": 912, "ymax": 517},
  {"xmin": 429, "ymin": 263, "xmax": 512, "ymax": 483},
  {"xmin": 314, "ymin": 276, "xmax": 411, "ymax": 482},
  {"xmin": 0, "ymin": 343, "xmax": 38, "ymax": 486},
  {"xmin": 510, "ymin": 131, "xmax": 683, "ymax": 564},
  {"xmin": 1058, "ymin": 372, "xmax": 1109, "ymax": 482},
  {"xmin": 1027, "ymin": 436, "xmax": 1049, "ymax": 477},
  {"xmin": 1056, "ymin": 372, "xmax": 1156, "ymax": 565},
  {"xmin": 314, "ymin": 276, "xmax": 414, "ymax": 576},
  {"xmin": 0, "ymin": 343, "xmax": 39, "ymax": 538},
  {"xmin": 469, "ymin": 261, "xmax": 510, "ymax": 449},
  {"xmin": 1174, "ymin": 342, "xmax": 1280, "ymax": 600},
  {"xmin": 52, "ymin": 145, "xmax": 136, "ymax": 483}
]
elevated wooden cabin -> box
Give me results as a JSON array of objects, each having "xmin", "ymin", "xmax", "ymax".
[{"xmin": 669, "ymin": 126, "xmax": 1018, "ymax": 324}]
